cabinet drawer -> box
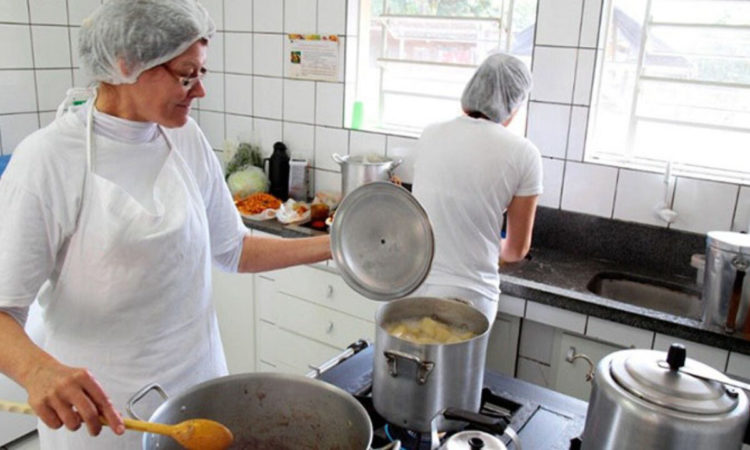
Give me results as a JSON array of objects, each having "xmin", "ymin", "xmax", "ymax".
[
  {"xmin": 586, "ymin": 317, "xmax": 654, "ymax": 349},
  {"xmin": 275, "ymin": 265, "xmax": 380, "ymax": 321},
  {"xmin": 257, "ymin": 321, "xmax": 341, "ymax": 374},
  {"xmin": 262, "ymin": 292, "xmax": 376, "ymax": 348}
]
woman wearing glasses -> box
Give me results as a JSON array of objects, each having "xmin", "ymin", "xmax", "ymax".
[{"xmin": 0, "ymin": 1, "xmax": 330, "ymax": 449}]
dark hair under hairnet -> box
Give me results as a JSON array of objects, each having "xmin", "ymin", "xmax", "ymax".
[
  {"xmin": 79, "ymin": 0, "xmax": 215, "ymax": 85},
  {"xmin": 460, "ymin": 53, "xmax": 533, "ymax": 123}
]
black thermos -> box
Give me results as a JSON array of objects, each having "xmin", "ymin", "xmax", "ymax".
[{"xmin": 265, "ymin": 141, "xmax": 290, "ymax": 200}]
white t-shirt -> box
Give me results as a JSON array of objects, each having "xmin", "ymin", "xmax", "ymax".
[
  {"xmin": 0, "ymin": 105, "xmax": 246, "ymax": 315},
  {"xmin": 411, "ymin": 115, "xmax": 543, "ymax": 302}
]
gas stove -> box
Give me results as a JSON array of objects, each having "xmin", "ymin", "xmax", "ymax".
[{"xmin": 316, "ymin": 341, "xmax": 588, "ymax": 450}]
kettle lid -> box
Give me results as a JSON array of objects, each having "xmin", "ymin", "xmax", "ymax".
[
  {"xmin": 609, "ymin": 347, "xmax": 739, "ymax": 415},
  {"xmin": 440, "ymin": 431, "xmax": 508, "ymax": 450},
  {"xmin": 707, "ymin": 231, "xmax": 750, "ymax": 254}
]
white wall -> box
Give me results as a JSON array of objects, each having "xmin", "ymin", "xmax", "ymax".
[{"xmin": 0, "ymin": 0, "xmax": 747, "ymax": 235}]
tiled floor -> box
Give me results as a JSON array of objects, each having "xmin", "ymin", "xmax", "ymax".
[{"xmin": 1, "ymin": 431, "xmax": 39, "ymax": 450}]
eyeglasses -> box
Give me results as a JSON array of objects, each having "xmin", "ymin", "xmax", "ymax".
[{"xmin": 160, "ymin": 64, "xmax": 208, "ymax": 90}]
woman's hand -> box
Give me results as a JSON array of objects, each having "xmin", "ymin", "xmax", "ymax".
[{"xmin": 23, "ymin": 360, "xmax": 124, "ymax": 436}]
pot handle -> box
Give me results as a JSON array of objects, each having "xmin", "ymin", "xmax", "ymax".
[
  {"xmin": 126, "ymin": 383, "xmax": 168, "ymax": 421},
  {"xmin": 384, "ymin": 350, "xmax": 434, "ymax": 384},
  {"xmin": 388, "ymin": 158, "xmax": 403, "ymax": 172},
  {"xmin": 727, "ymin": 256, "xmax": 749, "ymax": 333},
  {"xmin": 332, "ymin": 153, "xmax": 347, "ymax": 164},
  {"xmin": 373, "ymin": 440, "xmax": 402, "ymax": 450}
]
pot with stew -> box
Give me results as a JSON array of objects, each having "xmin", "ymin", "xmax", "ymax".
[{"xmin": 373, "ymin": 296, "xmax": 491, "ymax": 432}]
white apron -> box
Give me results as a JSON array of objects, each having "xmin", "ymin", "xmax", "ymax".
[{"xmin": 37, "ymin": 96, "xmax": 227, "ymax": 449}]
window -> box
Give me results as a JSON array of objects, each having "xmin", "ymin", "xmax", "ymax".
[
  {"xmin": 347, "ymin": 0, "xmax": 537, "ymax": 137},
  {"xmin": 586, "ymin": 0, "xmax": 750, "ymax": 184}
]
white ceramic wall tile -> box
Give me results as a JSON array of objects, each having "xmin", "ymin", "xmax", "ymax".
[
  {"xmin": 0, "ymin": 71, "xmax": 37, "ymax": 114},
  {"xmin": 0, "ymin": 2, "xmax": 30, "ymax": 23},
  {"xmin": 224, "ymin": 32, "xmax": 253, "ymax": 74},
  {"xmin": 727, "ymin": 352, "xmax": 750, "ymax": 380},
  {"xmin": 32, "ymin": 26, "xmax": 71, "ymax": 68},
  {"xmin": 671, "ymin": 177, "xmax": 738, "ymax": 234},
  {"xmin": 313, "ymin": 168, "xmax": 340, "ymax": 194},
  {"xmin": 69, "ymin": 27, "xmax": 80, "ymax": 67},
  {"xmin": 252, "ymin": 118, "xmax": 283, "ymax": 156},
  {"xmin": 252, "ymin": 76, "xmax": 283, "ymax": 119},
  {"xmin": 225, "ymin": 0, "xmax": 252, "ymax": 32},
  {"xmin": 654, "ymin": 333, "xmax": 729, "ymax": 372},
  {"xmin": 318, "ymin": 0, "xmax": 346, "ymax": 35},
  {"xmin": 612, "ymin": 169, "xmax": 668, "ymax": 227},
  {"xmin": 225, "ymin": 74, "xmax": 252, "ymax": 115},
  {"xmin": 285, "ymin": 0, "xmax": 317, "ymax": 33},
  {"xmin": 0, "ymin": 25, "xmax": 33, "ymax": 69},
  {"xmin": 517, "ymin": 357, "xmax": 552, "ymax": 387},
  {"xmin": 39, "ymin": 111, "xmax": 56, "ymax": 127},
  {"xmin": 314, "ymin": 126, "xmax": 347, "ymax": 171},
  {"xmin": 29, "ymin": 0, "xmax": 68, "ymax": 24},
  {"xmin": 0, "ymin": 113, "xmax": 39, "ymax": 154},
  {"xmin": 189, "ymin": 108, "xmax": 199, "ymax": 123},
  {"xmin": 225, "ymin": 114, "xmax": 254, "ymax": 143},
  {"xmin": 519, "ymin": 320, "xmax": 555, "ymax": 363},
  {"xmin": 539, "ymin": 157, "xmax": 564, "ymax": 208},
  {"xmin": 200, "ymin": 0, "xmax": 224, "ymax": 30},
  {"xmin": 386, "ymin": 135, "xmax": 417, "ymax": 184},
  {"xmin": 72, "ymin": 68, "xmax": 94, "ymax": 87},
  {"xmin": 253, "ymin": 33, "xmax": 283, "ymax": 77},
  {"xmin": 207, "ymin": 33, "xmax": 224, "ymax": 72},
  {"xmin": 573, "ymin": 49, "xmax": 595, "ymax": 105},
  {"xmin": 530, "ymin": 47, "xmax": 577, "ymax": 103},
  {"xmin": 349, "ymin": 131, "xmax": 385, "ymax": 157},
  {"xmin": 733, "ymin": 187, "xmax": 750, "ymax": 233},
  {"xmin": 282, "ymin": 122, "xmax": 314, "ymax": 162},
  {"xmin": 526, "ymin": 102, "xmax": 570, "ymax": 159},
  {"xmin": 525, "ymin": 303, "xmax": 587, "ymax": 334},
  {"xmin": 535, "ymin": 0, "xmax": 582, "ymax": 47},
  {"xmin": 283, "ymin": 79, "xmax": 315, "ymax": 123},
  {"xmin": 200, "ymin": 71, "xmax": 225, "ymax": 111},
  {"xmin": 315, "ymin": 82, "xmax": 343, "ymax": 127},
  {"xmin": 67, "ymin": 0, "xmax": 100, "ymax": 26},
  {"xmin": 198, "ymin": 110, "xmax": 225, "ymax": 150},
  {"xmin": 254, "ymin": 0, "xmax": 283, "ymax": 33},
  {"xmin": 586, "ymin": 317, "xmax": 653, "ymax": 349},
  {"xmin": 35, "ymin": 69, "xmax": 72, "ymax": 111},
  {"xmin": 561, "ymin": 161, "xmax": 617, "ymax": 218},
  {"xmin": 579, "ymin": 0, "xmax": 603, "ymax": 48},
  {"xmin": 566, "ymin": 106, "xmax": 588, "ymax": 161},
  {"xmin": 497, "ymin": 294, "xmax": 526, "ymax": 318}
]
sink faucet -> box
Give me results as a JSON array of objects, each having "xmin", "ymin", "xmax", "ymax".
[{"xmin": 656, "ymin": 161, "xmax": 678, "ymax": 224}]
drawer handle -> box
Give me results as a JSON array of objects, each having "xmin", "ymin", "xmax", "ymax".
[
  {"xmin": 326, "ymin": 321, "xmax": 334, "ymax": 333},
  {"xmin": 326, "ymin": 285, "xmax": 334, "ymax": 298},
  {"xmin": 565, "ymin": 346, "xmax": 595, "ymax": 383}
]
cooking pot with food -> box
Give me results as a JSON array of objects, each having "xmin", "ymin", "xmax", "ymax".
[
  {"xmin": 373, "ymin": 297, "xmax": 491, "ymax": 432},
  {"xmin": 332, "ymin": 153, "xmax": 401, "ymax": 198},
  {"xmin": 581, "ymin": 344, "xmax": 749, "ymax": 450},
  {"xmin": 129, "ymin": 373, "xmax": 399, "ymax": 450}
]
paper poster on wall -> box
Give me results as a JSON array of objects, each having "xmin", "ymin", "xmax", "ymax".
[{"xmin": 287, "ymin": 34, "xmax": 340, "ymax": 82}]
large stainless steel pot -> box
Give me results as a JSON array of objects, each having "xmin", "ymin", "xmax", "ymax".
[
  {"xmin": 581, "ymin": 345, "xmax": 749, "ymax": 450},
  {"xmin": 130, "ymin": 373, "xmax": 398, "ymax": 450},
  {"xmin": 373, "ymin": 297, "xmax": 491, "ymax": 432},
  {"xmin": 702, "ymin": 231, "xmax": 750, "ymax": 333},
  {"xmin": 332, "ymin": 153, "xmax": 401, "ymax": 198}
]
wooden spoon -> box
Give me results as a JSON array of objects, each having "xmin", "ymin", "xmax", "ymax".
[{"xmin": 0, "ymin": 399, "xmax": 233, "ymax": 450}]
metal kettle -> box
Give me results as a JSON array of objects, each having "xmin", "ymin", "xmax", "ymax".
[{"xmin": 702, "ymin": 231, "xmax": 750, "ymax": 333}]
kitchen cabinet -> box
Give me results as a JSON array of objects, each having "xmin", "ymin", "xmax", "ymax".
[
  {"xmin": 485, "ymin": 313, "xmax": 521, "ymax": 377},
  {"xmin": 212, "ymin": 268, "xmax": 255, "ymax": 374},
  {"xmin": 550, "ymin": 332, "xmax": 622, "ymax": 401}
]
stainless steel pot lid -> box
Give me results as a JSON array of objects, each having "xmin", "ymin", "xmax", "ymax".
[
  {"xmin": 609, "ymin": 349, "xmax": 738, "ymax": 414},
  {"xmin": 331, "ymin": 181, "xmax": 434, "ymax": 301}
]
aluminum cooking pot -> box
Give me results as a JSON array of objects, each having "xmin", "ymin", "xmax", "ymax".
[
  {"xmin": 129, "ymin": 373, "xmax": 399, "ymax": 450},
  {"xmin": 332, "ymin": 153, "xmax": 401, "ymax": 198},
  {"xmin": 702, "ymin": 231, "xmax": 750, "ymax": 333},
  {"xmin": 581, "ymin": 345, "xmax": 749, "ymax": 450},
  {"xmin": 373, "ymin": 297, "xmax": 491, "ymax": 433}
]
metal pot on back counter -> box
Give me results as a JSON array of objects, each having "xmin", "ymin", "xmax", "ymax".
[
  {"xmin": 332, "ymin": 153, "xmax": 402, "ymax": 198},
  {"xmin": 702, "ymin": 231, "xmax": 750, "ymax": 334},
  {"xmin": 331, "ymin": 182, "xmax": 520, "ymax": 446}
]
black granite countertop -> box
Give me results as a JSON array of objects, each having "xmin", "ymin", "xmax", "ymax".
[{"xmin": 243, "ymin": 208, "xmax": 750, "ymax": 356}]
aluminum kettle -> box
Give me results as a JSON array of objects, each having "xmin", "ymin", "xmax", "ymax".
[{"xmin": 702, "ymin": 231, "xmax": 750, "ymax": 333}]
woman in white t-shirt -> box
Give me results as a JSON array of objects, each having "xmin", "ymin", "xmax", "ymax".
[
  {"xmin": 412, "ymin": 53, "xmax": 543, "ymax": 322},
  {"xmin": 0, "ymin": 1, "xmax": 329, "ymax": 449}
]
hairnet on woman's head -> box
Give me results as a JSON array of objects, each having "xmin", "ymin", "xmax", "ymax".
[
  {"xmin": 78, "ymin": 0, "xmax": 215, "ymax": 85},
  {"xmin": 460, "ymin": 53, "xmax": 533, "ymax": 123}
]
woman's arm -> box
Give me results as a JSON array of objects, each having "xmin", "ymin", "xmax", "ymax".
[
  {"xmin": 500, "ymin": 194, "xmax": 539, "ymax": 263},
  {"xmin": 237, "ymin": 234, "xmax": 331, "ymax": 273},
  {"xmin": 0, "ymin": 312, "xmax": 124, "ymax": 436}
]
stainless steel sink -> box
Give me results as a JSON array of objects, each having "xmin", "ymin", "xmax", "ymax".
[{"xmin": 587, "ymin": 272, "xmax": 703, "ymax": 319}]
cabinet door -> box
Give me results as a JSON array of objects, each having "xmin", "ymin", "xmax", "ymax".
[
  {"xmin": 257, "ymin": 321, "xmax": 340, "ymax": 374},
  {"xmin": 551, "ymin": 332, "xmax": 622, "ymax": 401},
  {"xmin": 213, "ymin": 269, "xmax": 255, "ymax": 374},
  {"xmin": 485, "ymin": 313, "xmax": 521, "ymax": 377}
]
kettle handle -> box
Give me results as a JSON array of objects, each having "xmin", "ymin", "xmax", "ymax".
[
  {"xmin": 727, "ymin": 257, "xmax": 749, "ymax": 333},
  {"xmin": 389, "ymin": 158, "xmax": 403, "ymax": 171},
  {"xmin": 332, "ymin": 153, "xmax": 347, "ymax": 164}
]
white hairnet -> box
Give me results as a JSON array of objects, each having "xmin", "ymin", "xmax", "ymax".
[
  {"xmin": 461, "ymin": 53, "xmax": 533, "ymax": 123},
  {"xmin": 78, "ymin": 0, "xmax": 215, "ymax": 85}
]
